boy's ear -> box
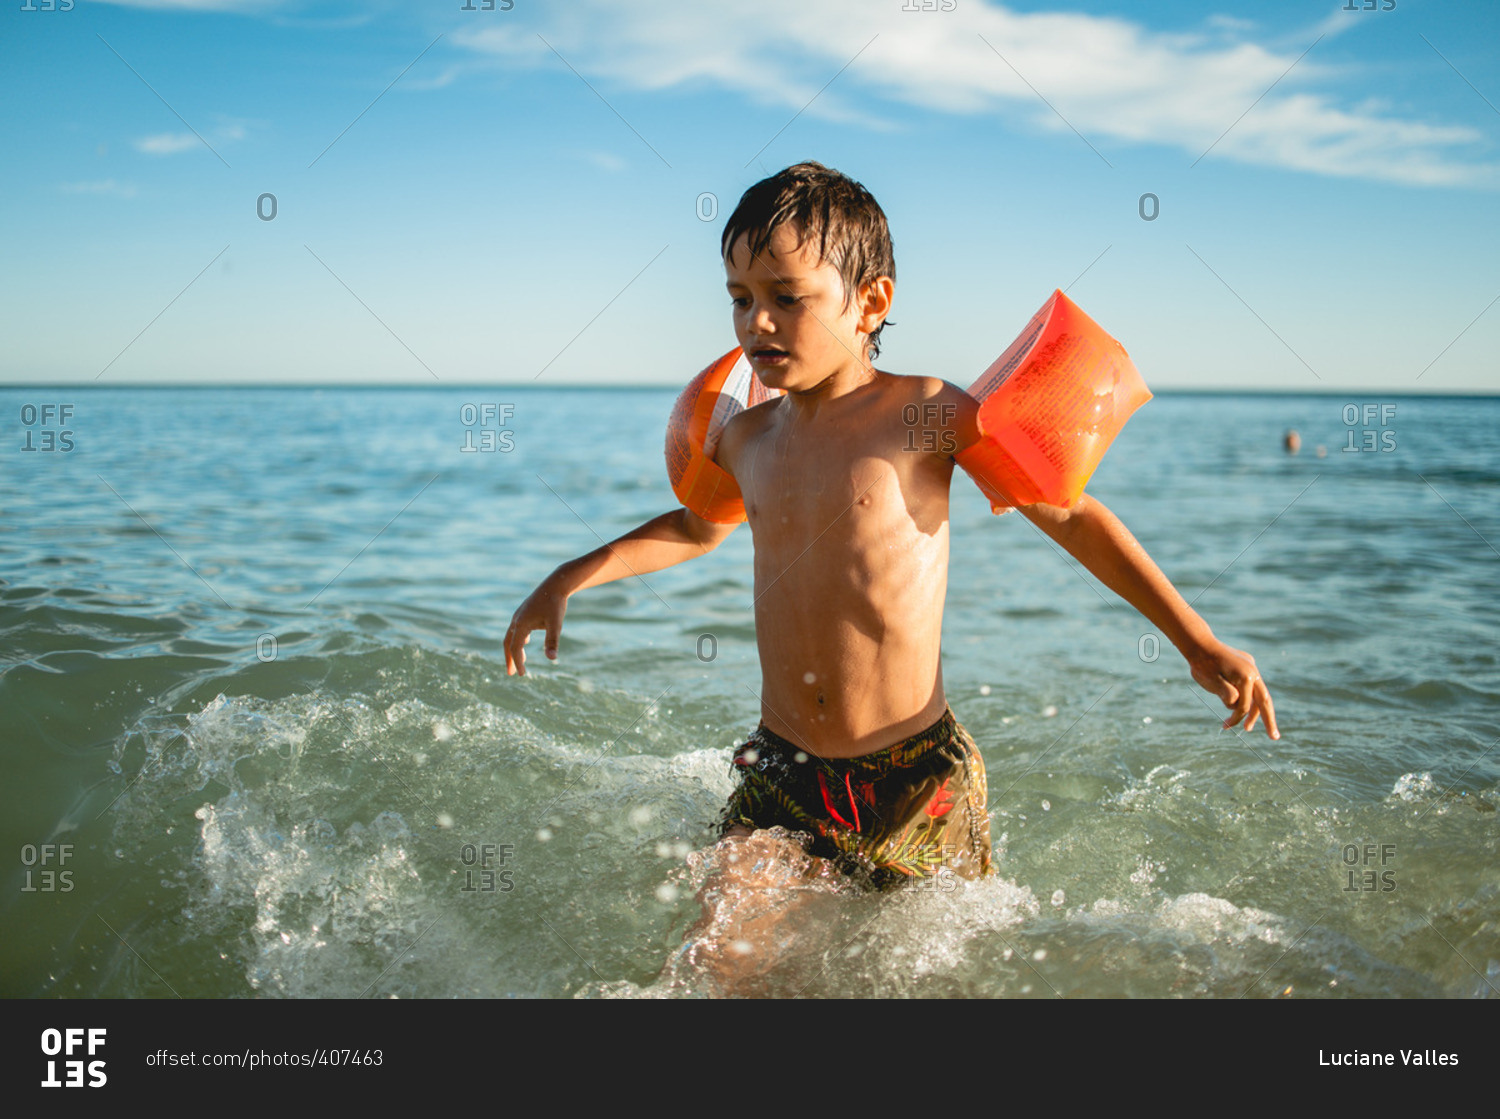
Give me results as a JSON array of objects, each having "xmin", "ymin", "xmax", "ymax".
[{"xmin": 857, "ymin": 275, "xmax": 894, "ymax": 335}]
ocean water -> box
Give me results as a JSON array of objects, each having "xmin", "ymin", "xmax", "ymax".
[{"xmin": 2, "ymin": 387, "xmax": 1497, "ymax": 999}]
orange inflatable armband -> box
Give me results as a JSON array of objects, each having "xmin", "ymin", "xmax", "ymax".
[
  {"xmin": 955, "ymin": 289, "xmax": 1151, "ymax": 513},
  {"xmin": 665, "ymin": 348, "xmax": 782, "ymax": 523}
]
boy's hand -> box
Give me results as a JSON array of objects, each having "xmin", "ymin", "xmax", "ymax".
[
  {"xmin": 505, "ymin": 576, "xmax": 570, "ymax": 676},
  {"xmin": 1188, "ymin": 639, "xmax": 1279, "ymax": 740},
  {"xmin": 501, "ymin": 508, "xmax": 738, "ymax": 678}
]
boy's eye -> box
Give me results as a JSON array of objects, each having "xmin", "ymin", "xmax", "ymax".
[
  {"xmin": 731, "ymin": 297, "xmax": 750, "ymax": 308},
  {"xmin": 777, "ymin": 295, "xmax": 800, "ymax": 306}
]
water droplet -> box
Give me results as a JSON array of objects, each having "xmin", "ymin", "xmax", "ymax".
[
  {"xmin": 742, "ymin": 748, "xmax": 760, "ymax": 765},
  {"xmin": 654, "ymin": 883, "xmax": 679, "ymax": 903},
  {"xmin": 730, "ymin": 940, "xmax": 754, "ymax": 957},
  {"xmin": 803, "ymin": 671, "xmax": 817, "ymax": 685},
  {"xmin": 793, "ymin": 751, "xmax": 808, "ymax": 764},
  {"xmin": 1050, "ymin": 889, "xmax": 1065, "ymax": 907},
  {"xmin": 432, "ymin": 721, "xmax": 454, "ymax": 742},
  {"xmin": 536, "ymin": 828, "xmax": 553, "ymax": 842},
  {"xmin": 436, "ymin": 813, "xmax": 454, "ymax": 829},
  {"xmin": 628, "ymin": 806, "xmax": 652, "ymax": 826},
  {"xmin": 1042, "ymin": 705, "xmax": 1058, "ymax": 718},
  {"xmin": 1143, "ymin": 716, "xmax": 1152, "ymax": 724},
  {"xmin": 979, "ymin": 685, "xmax": 991, "ymax": 696},
  {"xmin": 1041, "ymin": 800, "xmax": 1051, "ymax": 811},
  {"xmin": 1032, "ymin": 949, "xmax": 1047, "ymax": 961}
]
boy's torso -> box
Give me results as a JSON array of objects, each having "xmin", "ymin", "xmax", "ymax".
[{"xmin": 717, "ymin": 373, "xmax": 979, "ymax": 758}]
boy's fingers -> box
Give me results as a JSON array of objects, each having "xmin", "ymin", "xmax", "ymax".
[
  {"xmin": 1221, "ymin": 676, "xmax": 1253, "ymax": 728},
  {"xmin": 1258, "ymin": 682, "xmax": 1280, "ymax": 740},
  {"xmin": 1222, "ymin": 675, "xmax": 1280, "ymax": 740},
  {"xmin": 504, "ymin": 621, "xmax": 528, "ymax": 676}
]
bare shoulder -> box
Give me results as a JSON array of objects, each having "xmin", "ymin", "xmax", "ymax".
[
  {"xmin": 714, "ymin": 396, "xmax": 780, "ymax": 477},
  {"xmin": 880, "ymin": 372, "xmax": 980, "ymax": 459}
]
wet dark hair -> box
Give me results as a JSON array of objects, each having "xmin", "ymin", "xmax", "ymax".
[{"xmin": 721, "ymin": 161, "xmax": 896, "ymax": 358}]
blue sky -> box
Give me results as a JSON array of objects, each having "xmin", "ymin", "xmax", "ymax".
[{"xmin": 2, "ymin": 0, "xmax": 1497, "ymax": 390}]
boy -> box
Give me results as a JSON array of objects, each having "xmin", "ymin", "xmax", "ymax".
[{"xmin": 505, "ymin": 162, "xmax": 1277, "ymax": 890}]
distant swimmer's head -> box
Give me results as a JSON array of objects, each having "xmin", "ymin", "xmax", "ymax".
[{"xmin": 721, "ymin": 162, "xmax": 896, "ymax": 362}]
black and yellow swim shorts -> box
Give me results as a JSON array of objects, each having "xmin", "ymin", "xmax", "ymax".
[{"xmin": 718, "ymin": 706, "xmax": 993, "ymax": 888}]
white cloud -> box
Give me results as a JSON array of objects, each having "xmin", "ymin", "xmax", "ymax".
[
  {"xmin": 60, "ymin": 179, "xmax": 138, "ymax": 197},
  {"xmin": 452, "ymin": 0, "xmax": 1495, "ymax": 188},
  {"xmin": 573, "ymin": 151, "xmax": 626, "ymax": 172},
  {"xmin": 133, "ymin": 120, "xmax": 246, "ymax": 154},
  {"xmin": 1206, "ymin": 15, "xmax": 1257, "ymax": 34},
  {"xmin": 135, "ymin": 133, "xmax": 202, "ymax": 155}
]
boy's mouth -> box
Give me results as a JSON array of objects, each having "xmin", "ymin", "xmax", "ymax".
[{"xmin": 750, "ymin": 347, "xmax": 789, "ymax": 363}]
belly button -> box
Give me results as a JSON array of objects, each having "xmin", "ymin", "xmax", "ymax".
[{"xmin": 816, "ymin": 690, "xmax": 825, "ymax": 705}]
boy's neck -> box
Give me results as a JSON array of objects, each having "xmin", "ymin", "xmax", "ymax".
[{"xmin": 779, "ymin": 357, "xmax": 880, "ymax": 415}]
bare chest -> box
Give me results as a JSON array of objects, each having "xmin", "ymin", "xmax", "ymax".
[{"xmin": 742, "ymin": 426, "xmax": 891, "ymax": 523}]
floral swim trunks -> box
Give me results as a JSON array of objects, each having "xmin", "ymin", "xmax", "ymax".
[{"xmin": 718, "ymin": 706, "xmax": 992, "ymax": 888}]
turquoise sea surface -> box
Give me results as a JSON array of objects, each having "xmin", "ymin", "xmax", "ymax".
[{"xmin": 2, "ymin": 388, "xmax": 1497, "ymax": 998}]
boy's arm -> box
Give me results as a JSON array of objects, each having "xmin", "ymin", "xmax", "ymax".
[
  {"xmin": 1017, "ymin": 495, "xmax": 1279, "ymax": 739},
  {"xmin": 504, "ymin": 508, "xmax": 737, "ymax": 676}
]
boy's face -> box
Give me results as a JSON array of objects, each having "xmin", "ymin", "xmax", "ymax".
[{"xmin": 724, "ymin": 223, "xmax": 888, "ymax": 391}]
